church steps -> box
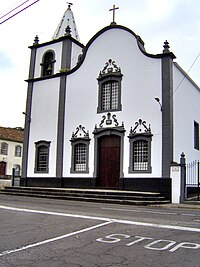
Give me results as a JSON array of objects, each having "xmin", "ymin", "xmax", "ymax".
[{"xmin": 0, "ymin": 187, "xmax": 170, "ymax": 205}]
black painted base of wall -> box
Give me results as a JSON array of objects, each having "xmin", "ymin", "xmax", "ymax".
[{"xmin": 20, "ymin": 177, "xmax": 171, "ymax": 200}]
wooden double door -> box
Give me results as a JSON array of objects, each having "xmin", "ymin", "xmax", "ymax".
[
  {"xmin": 97, "ymin": 135, "xmax": 120, "ymax": 188},
  {"xmin": 0, "ymin": 161, "xmax": 6, "ymax": 176}
]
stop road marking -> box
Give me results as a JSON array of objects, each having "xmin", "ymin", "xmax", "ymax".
[{"xmin": 96, "ymin": 234, "xmax": 200, "ymax": 253}]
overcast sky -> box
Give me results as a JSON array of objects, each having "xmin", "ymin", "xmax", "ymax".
[{"xmin": 0, "ymin": 0, "xmax": 200, "ymax": 127}]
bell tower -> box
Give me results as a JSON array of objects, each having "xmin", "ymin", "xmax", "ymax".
[{"xmin": 22, "ymin": 4, "xmax": 84, "ymax": 181}]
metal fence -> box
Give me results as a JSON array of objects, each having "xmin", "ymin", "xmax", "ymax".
[{"xmin": 186, "ymin": 160, "xmax": 200, "ymax": 200}]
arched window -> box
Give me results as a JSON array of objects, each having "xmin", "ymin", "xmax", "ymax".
[
  {"xmin": 15, "ymin": 145, "xmax": 22, "ymax": 157},
  {"xmin": 0, "ymin": 142, "xmax": 8, "ymax": 155},
  {"xmin": 14, "ymin": 164, "xmax": 21, "ymax": 176},
  {"xmin": 41, "ymin": 50, "xmax": 55, "ymax": 77},
  {"xmin": 34, "ymin": 141, "xmax": 51, "ymax": 173}
]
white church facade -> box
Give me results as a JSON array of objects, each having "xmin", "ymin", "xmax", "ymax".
[{"xmin": 21, "ymin": 5, "xmax": 200, "ymax": 200}]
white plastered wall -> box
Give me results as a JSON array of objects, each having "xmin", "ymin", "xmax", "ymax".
[
  {"xmin": 63, "ymin": 28, "xmax": 163, "ymax": 179},
  {"xmin": 27, "ymin": 78, "xmax": 60, "ymax": 177},
  {"xmin": 173, "ymin": 64, "xmax": 200, "ymax": 164}
]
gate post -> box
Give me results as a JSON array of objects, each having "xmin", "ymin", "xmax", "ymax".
[
  {"xmin": 11, "ymin": 168, "xmax": 15, "ymax": 187},
  {"xmin": 180, "ymin": 152, "xmax": 186, "ymax": 203}
]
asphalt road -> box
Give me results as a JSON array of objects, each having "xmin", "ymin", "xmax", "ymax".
[{"xmin": 0, "ymin": 194, "xmax": 200, "ymax": 267}]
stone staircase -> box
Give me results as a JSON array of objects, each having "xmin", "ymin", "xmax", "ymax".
[{"xmin": 0, "ymin": 186, "xmax": 170, "ymax": 205}]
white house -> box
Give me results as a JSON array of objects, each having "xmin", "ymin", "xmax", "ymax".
[
  {"xmin": 0, "ymin": 127, "xmax": 23, "ymax": 177},
  {"xmin": 21, "ymin": 4, "xmax": 200, "ymax": 201}
]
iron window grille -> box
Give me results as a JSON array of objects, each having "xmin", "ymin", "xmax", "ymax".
[
  {"xmin": 70, "ymin": 125, "xmax": 90, "ymax": 174},
  {"xmin": 70, "ymin": 139, "xmax": 90, "ymax": 173}
]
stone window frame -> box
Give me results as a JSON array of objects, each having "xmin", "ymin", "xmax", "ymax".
[
  {"xmin": 128, "ymin": 133, "xmax": 152, "ymax": 174},
  {"xmin": 97, "ymin": 73, "xmax": 122, "ymax": 113},
  {"xmin": 15, "ymin": 145, "xmax": 22, "ymax": 157},
  {"xmin": 97, "ymin": 59, "xmax": 123, "ymax": 114},
  {"xmin": 14, "ymin": 164, "xmax": 21, "ymax": 176},
  {"xmin": 70, "ymin": 138, "xmax": 90, "ymax": 174},
  {"xmin": 40, "ymin": 50, "xmax": 56, "ymax": 77},
  {"xmin": 0, "ymin": 142, "xmax": 8, "ymax": 155},
  {"xmin": 34, "ymin": 140, "xmax": 51, "ymax": 173},
  {"xmin": 194, "ymin": 120, "xmax": 199, "ymax": 150}
]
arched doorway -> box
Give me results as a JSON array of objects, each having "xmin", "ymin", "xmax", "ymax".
[
  {"xmin": 0, "ymin": 161, "xmax": 6, "ymax": 176},
  {"xmin": 97, "ymin": 135, "xmax": 121, "ymax": 188}
]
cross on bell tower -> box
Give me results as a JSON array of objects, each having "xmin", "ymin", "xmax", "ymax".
[{"xmin": 109, "ymin": 4, "xmax": 119, "ymax": 25}]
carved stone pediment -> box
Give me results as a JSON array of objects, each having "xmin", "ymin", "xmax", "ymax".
[
  {"xmin": 98, "ymin": 59, "xmax": 121, "ymax": 78},
  {"xmin": 71, "ymin": 125, "xmax": 89, "ymax": 140},
  {"xmin": 129, "ymin": 119, "xmax": 151, "ymax": 136}
]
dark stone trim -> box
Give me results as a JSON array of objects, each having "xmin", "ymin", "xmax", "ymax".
[
  {"xmin": 26, "ymin": 24, "xmax": 176, "ymax": 84},
  {"xmin": 20, "ymin": 177, "xmax": 171, "ymax": 200},
  {"xmin": 70, "ymin": 139, "xmax": 90, "ymax": 174},
  {"xmin": 128, "ymin": 133, "xmax": 153, "ymax": 174},
  {"xmin": 29, "ymin": 35, "xmax": 84, "ymax": 49},
  {"xmin": 93, "ymin": 127, "xmax": 125, "ymax": 180},
  {"xmin": 34, "ymin": 140, "xmax": 51, "ymax": 173},
  {"xmin": 56, "ymin": 38, "xmax": 72, "ymax": 178},
  {"xmin": 56, "ymin": 75, "xmax": 67, "ymax": 178},
  {"xmin": 20, "ymin": 177, "xmax": 96, "ymax": 189},
  {"xmin": 22, "ymin": 46, "xmax": 37, "ymax": 179},
  {"xmin": 97, "ymin": 71, "xmax": 123, "ymax": 113},
  {"xmin": 68, "ymin": 24, "xmax": 176, "ymax": 75},
  {"xmin": 162, "ymin": 56, "xmax": 174, "ymax": 177},
  {"xmin": 123, "ymin": 177, "xmax": 171, "ymax": 200},
  {"xmin": 61, "ymin": 38, "xmax": 72, "ymax": 70}
]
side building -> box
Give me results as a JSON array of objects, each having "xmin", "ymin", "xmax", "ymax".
[{"xmin": 0, "ymin": 127, "xmax": 24, "ymax": 178}]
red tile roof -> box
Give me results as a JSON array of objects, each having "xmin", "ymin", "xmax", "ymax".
[{"xmin": 0, "ymin": 127, "xmax": 24, "ymax": 143}]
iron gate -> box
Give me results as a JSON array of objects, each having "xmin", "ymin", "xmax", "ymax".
[{"xmin": 186, "ymin": 160, "xmax": 200, "ymax": 200}]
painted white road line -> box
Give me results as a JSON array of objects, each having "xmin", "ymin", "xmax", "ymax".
[
  {"xmin": 102, "ymin": 207, "xmax": 177, "ymax": 215},
  {"xmin": 181, "ymin": 213, "xmax": 199, "ymax": 217},
  {"xmin": 102, "ymin": 207, "xmax": 200, "ymax": 218},
  {"xmin": 0, "ymin": 221, "xmax": 112, "ymax": 257},
  {"xmin": 0, "ymin": 205, "xmax": 110, "ymax": 222},
  {"xmin": 1, "ymin": 205, "xmax": 200, "ymax": 233}
]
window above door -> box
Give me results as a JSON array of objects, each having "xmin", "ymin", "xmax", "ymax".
[{"xmin": 97, "ymin": 59, "xmax": 123, "ymax": 113}]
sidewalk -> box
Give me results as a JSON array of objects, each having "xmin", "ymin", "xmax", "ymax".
[{"xmin": 154, "ymin": 201, "xmax": 200, "ymax": 209}]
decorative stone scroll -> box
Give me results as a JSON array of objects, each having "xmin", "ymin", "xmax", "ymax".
[
  {"xmin": 99, "ymin": 59, "xmax": 121, "ymax": 77},
  {"xmin": 129, "ymin": 119, "xmax": 151, "ymax": 136},
  {"xmin": 71, "ymin": 125, "xmax": 89, "ymax": 140}
]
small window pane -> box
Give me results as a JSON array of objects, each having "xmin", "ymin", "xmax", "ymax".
[
  {"xmin": 74, "ymin": 144, "xmax": 86, "ymax": 171},
  {"xmin": 111, "ymin": 81, "xmax": 119, "ymax": 109}
]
